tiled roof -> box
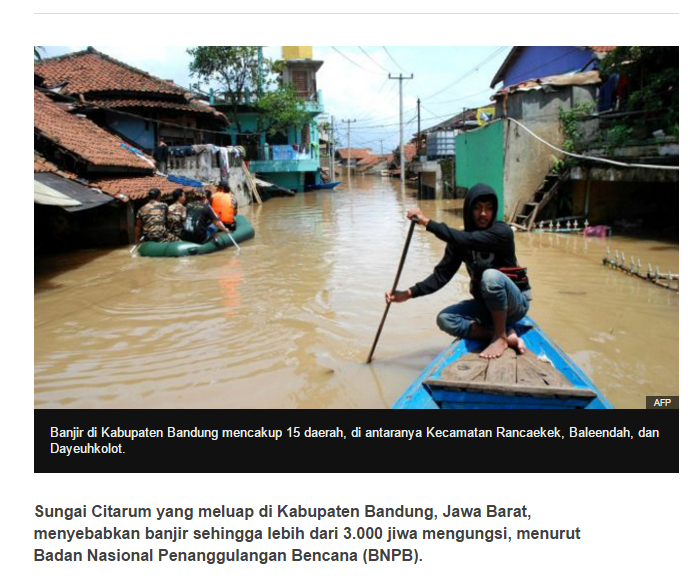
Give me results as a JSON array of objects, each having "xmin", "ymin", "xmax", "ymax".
[
  {"xmin": 403, "ymin": 143, "xmax": 417, "ymax": 163},
  {"xmin": 34, "ymin": 152, "xmax": 58, "ymax": 173},
  {"xmin": 90, "ymin": 97, "xmax": 213, "ymax": 114},
  {"xmin": 34, "ymin": 48, "xmax": 183, "ymax": 97},
  {"xmin": 92, "ymin": 175, "xmax": 196, "ymax": 201},
  {"xmin": 89, "ymin": 98, "xmax": 228, "ymax": 123},
  {"xmin": 34, "ymin": 90, "xmax": 153, "ymax": 171},
  {"xmin": 357, "ymin": 154, "xmax": 389, "ymax": 169},
  {"xmin": 336, "ymin": 148, "xmax": 372, "ymax": 160}
]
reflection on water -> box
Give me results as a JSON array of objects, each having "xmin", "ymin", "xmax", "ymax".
[{"xmin": 34, "ymin": 176, "xmax": 678, "ymax": 409}]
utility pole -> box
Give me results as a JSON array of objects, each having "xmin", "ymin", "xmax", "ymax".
[
  {"xmin": 390, "ymin": 74, "xmax": 414, "ymax": 186},
  {"xmin": 330, "ymin": 115, "xmax": 336, "ymax": 182},
  {"xmin": 342, "ymin": 119, "xmax": 356, "ymax": 178},
  {"xmin": 379, "ymin": 140, "xmax": 384, "ymax": 156},
  {"xmin": 417, "ymin": 97, "xmax": 422, "ymax": 197}
]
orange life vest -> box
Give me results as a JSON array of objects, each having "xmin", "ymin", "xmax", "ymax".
[{"xmin": 212, "ymin": 192, "xmax": 235, "ymax": 224}]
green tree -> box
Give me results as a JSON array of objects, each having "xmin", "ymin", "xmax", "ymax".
[
  {"xmin": 34, "ymin": 46, "xmax": 44, "ymax": 61},
  {"xmin": 187, "ymin": 46, "xmax": 261, "ymax": 133},
  {"xmin": 600, "ymin": 46, "xmax": 678, "ymax": 133},
  {"xmin": 256, "ymin": 83, "xmax": 313, "ymax": 137},
  {"xmin": 187, "ymin": 46, "xmax": 310, "ymax": 142}
]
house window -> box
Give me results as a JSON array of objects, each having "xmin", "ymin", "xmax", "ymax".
[{"xmin": 292, "ymin": 70, "xmax": 310, "ymax": 99}]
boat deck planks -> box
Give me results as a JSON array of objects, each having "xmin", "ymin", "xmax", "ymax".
[
  {"xmin": 392, "ymin": 318, "xmax": 613, "ymax": 409},
  {"xmin": 426, "ymin": 348, "xmax": 595, "ymax": 401}
]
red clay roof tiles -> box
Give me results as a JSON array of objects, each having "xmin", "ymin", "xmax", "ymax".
[
  {"xmin": 357, "ymin": 154, "xmax": 389, "ymax": 169},
  {"xmin": 92, "ymin": 175, "xmax": 195, "ymax": 201},
  {"xmin": 403, "ymin": 143, "xmax": 417, "ymax": 163},
  {"xmin": 336, "ymin": 148, "xmax": 372, "ymax": 161},
  {"xmin": 34, "ymin": 90, "xmax": 153, "ymax": 171},
  {"xmin": 34, "ymin": 49, "xmax": 182, "ymax": 97},
  {"xmin": 89, "ymin": 98, "xmax": 217, "ymax": 115},
  {"xmin": 34, "ymin": 152, "xmax": 58, "ymax": 173}
]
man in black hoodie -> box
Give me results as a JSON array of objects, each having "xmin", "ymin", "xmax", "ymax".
[{"xmin": 386, "ymin": 184, "xmax": 531, "ymax": 359}]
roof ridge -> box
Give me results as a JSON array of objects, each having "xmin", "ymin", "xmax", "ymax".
[{"xmin": 35, "ymin": 47, "xmax": 188, "ymax": 96}]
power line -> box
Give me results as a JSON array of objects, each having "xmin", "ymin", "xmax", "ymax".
[
  {"xmin": 382, "ymin": 47, "xmax": 408, "ymax": 74},
  {"xmin": 427, "ymin": 87, "xmax": 494, "ymax": 107},
  {"xmin": 425, "ymin": 47, "xmax": 598, "ymax": 109},
  {"xmin": 358, "ymin": 46, "xmax": 391, "ymax": 74},
  {"xmin": 330, "ymin": 46, "xmax": 383, "ymax": 76},
  {"xmin": 423, "ymin": 46, "xmax": 509, "ymax": 100}
]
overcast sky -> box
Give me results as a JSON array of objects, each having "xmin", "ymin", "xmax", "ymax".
[{"xmin": 41, "ymin": 46, "xmax": 511, "ymax": 153}]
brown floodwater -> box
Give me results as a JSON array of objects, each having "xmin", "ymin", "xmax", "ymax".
[{"xmin": 34, "ymin": 176, "xmax": 679, "ymax": 409}]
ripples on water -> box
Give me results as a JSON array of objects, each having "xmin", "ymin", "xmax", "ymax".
[{"xmin": 34, "ymin": 176, "xmax": 678, "ymax": 409}]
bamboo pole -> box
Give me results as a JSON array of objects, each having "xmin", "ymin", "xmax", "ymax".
[{"xmin": 241, "ymin": 163, "xmax": 263, "ymax": 205}]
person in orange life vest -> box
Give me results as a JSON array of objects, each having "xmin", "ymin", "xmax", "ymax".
[{"xmin": 211, "ymin": 181, "xmax": 238, "ymax": 232}]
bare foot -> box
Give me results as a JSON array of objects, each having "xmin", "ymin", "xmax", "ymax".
[
  {"xmin": 480, "ymin": 336, "xmax": 509, "ymax": 359},
  {"xmin": 507, "ymin": 329, "xmax": 527, "ymax": 355}
]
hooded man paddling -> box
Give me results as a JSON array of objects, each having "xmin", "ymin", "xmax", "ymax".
[{"xmin": 386, "ymin": 184, "xmax": 532, "ymax": 359}]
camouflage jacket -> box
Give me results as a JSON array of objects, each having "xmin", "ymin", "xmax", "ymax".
[
  {"xmin": 137, "ymin": 201, "xmax": 178, "ymax": 242},
  {"xmin": 167, "ymin": 202, "xmax": 187, "ymax": 237}
]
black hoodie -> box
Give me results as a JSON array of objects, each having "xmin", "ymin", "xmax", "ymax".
[{"xmin": 410, "ymin": 184, "xmax": 530, "ymax": 300}]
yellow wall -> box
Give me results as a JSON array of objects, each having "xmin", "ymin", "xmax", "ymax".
[{"xmin": 282, "ymin": 46, "xmax": 313, "ymax": 60}]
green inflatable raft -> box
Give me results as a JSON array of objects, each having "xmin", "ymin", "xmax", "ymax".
[{"xmin": 137, "ymin": 216, "xmax": 255, "ymax": 258}]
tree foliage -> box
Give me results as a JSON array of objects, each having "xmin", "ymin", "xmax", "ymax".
[
  {"xmin": 256, "ymin": 83, "xmax": 313, "ymax": 137},
  {"xmin": 187, "ymin": 46, "xmax": 260, "ymax": 100},
  {"xmin": 34, "ymin": 46, "xmax": 44, "ymax": 61},
  {"xmin": 187, "ymin": 46, "xmax": 311, "ymax": 138},
  {"xmin": 600, "ymin": 46, "xmax": 678, "ymax": 132}
]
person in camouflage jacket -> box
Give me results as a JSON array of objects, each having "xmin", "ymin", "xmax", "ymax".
[
  {"xmin": 167, "ymin": 189, "xmax": 187, "ymax": 239},
  {"xmin": 134, "ymin": 189, "xmax": 179, "ymax": 243}
]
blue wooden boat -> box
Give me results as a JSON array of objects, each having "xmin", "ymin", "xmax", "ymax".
[
  {"xmin": 393, "ymin": 317, "xmax": 613, "ymax": 409},
  {"xmin": 305, "ymin": 181, "xmax": 342, "ymax": 192}
]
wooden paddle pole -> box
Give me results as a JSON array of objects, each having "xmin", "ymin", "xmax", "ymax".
[{"xmin": 367, "ymin": 219, "xmax": 417, "ymax": 364}]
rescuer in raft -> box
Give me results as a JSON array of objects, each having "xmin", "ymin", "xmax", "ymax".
[
  {"xmin": 386, "ymin": 184, "xmax": 532, "ymax": 360},
  {"xmin": 211, "ymin": 181, "xmax": 238, "ymax": 232},
  {"xmin": 134, "ymin": 188, "xmax": 179, "ymax": 243},
  {"xmin": 181, "ymin": 191, "xmax": 230, "ymax": 244}
]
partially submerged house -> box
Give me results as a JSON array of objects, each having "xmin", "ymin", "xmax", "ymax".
[
  {"xmin": 411, "ymin": 109, "xmax": 486, "ymax": 198},
  {"xmin": 214, "ymin": 46, "xmax": 325, "ymax": 193},
  {"xmin": 34, "ymin": 47, "xmax": 240, "ymax": 191},
  {"xmin": 34, "ymin": 47, "xmax": 229, "ymax": 153},
  {"xmin": 357, "ymin": 154, "xmax": 392, "ymax": 175},
  {"xmin": 456, "ymin": 46, "xmax": 620, "ymax": 221},
  {"xmin": 34, "ymin": 87, "xmax": 193, "ymax": 250},
  {"xmin": 336, "ymin": 148, "xmax": 373, "ymax": 170}
]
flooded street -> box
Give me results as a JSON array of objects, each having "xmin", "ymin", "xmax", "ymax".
[{"xmin": 34, "ymin": 176, "xmax": 679, "ymax": 409}]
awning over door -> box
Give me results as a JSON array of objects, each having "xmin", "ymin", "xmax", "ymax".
[{"xmin": 34, "ymin": 173, "xmax": 115, "ymax": 212}]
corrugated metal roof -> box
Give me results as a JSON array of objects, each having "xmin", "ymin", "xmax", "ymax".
[
  {"xmin": 490, "ymin": 46, "xmax": 616, "ymax": 88},
  {"xmin": 34, "ymin": 172, "xmax": 115, "ymax": 211},
  {"xmin": 492, "ymin": 70, "xmax": 603, "ymax": 99}
]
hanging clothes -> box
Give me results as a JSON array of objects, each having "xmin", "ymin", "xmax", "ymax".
[
  {"xmin": 219, "ymin": 147, "xmax": 230, "ymax": 173},
  {"xmin": 197, "ymin": 145, "xmax": 213, "ymax": 182}
]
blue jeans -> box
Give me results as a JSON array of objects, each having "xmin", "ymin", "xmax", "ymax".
[
  {"xmin": 436, "ymin": 270, "xmax": 531, "ymax": 339},
  {"xmin": 205, "ymin": 224, "xmax": 219, "ymax": 242}
]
